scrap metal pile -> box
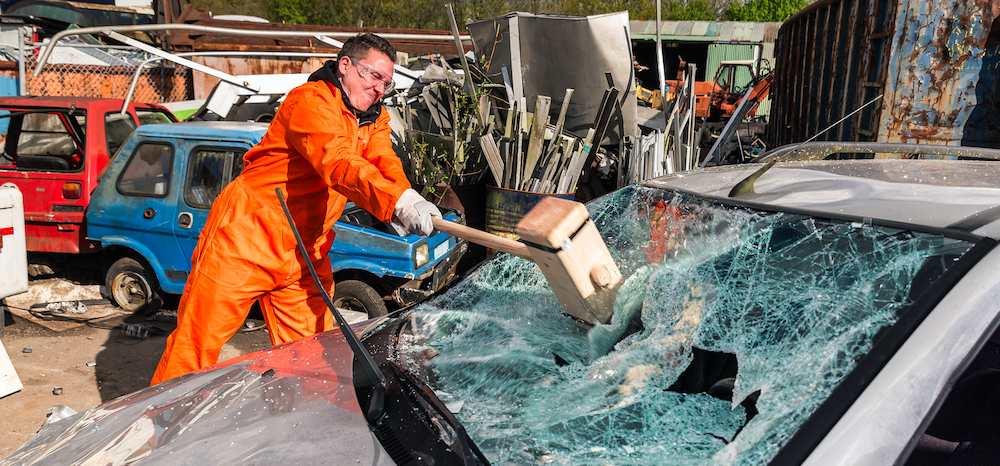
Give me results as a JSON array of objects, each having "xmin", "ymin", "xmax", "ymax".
[
  {"xmin": 389, "ymin": 67, "xmax": 625, "ymax": 197},
  {"xmin": 386, "ymin": 11, "xmax": 640, "ymax": 198}
]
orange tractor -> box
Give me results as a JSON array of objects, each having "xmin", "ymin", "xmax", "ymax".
[
  {"xmin": 657, "ymin": 60, "xmax": 773, "ymax": 122},
  {"xmin": 636, "ymin": 59, "xmax": 774, "ymax": 163}
]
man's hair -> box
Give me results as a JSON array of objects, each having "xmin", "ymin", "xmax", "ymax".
[{"xmin": 337, "ymin": 33, "xmax": 396, "ymax": 63}]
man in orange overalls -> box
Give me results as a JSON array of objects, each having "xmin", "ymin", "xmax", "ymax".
[{"xmin": 151, "ymin": 33, "xmax": 439, "ymax": 385}]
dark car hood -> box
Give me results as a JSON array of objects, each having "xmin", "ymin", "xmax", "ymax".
[{"xmin": 2, "ymin": 329, "xmax": 394, "ymax": 465}]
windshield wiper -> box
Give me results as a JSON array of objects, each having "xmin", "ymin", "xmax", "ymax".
[
  {"xmin": 276, "ymin": 187, "xmax": 386, "ymax": 423},
  {"xmin": 382, "ymin": 362, "xmax": 491, "ymax": 465},
  {"xmin": 279, "ymin": 188, "xmax": 491, "ymax": 464}
]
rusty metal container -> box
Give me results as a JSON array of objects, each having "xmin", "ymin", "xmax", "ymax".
[
  {"xmin": 768, "ymin": 0, "xmax": 1000, "ymax": 150},
  {"xmin": 485, "ymin": 186, "xmax": 573, "ymax": 246}
]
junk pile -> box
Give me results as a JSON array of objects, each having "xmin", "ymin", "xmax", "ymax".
[
  {"xmin": 479, "ymin": 87, "xmax": 621, "ymax": 194},
  {"xmin": 387, "ymin": 66, "xmax": 491, "ymax": 193},
  {"xmin": 386, "ymin": 11, "xmax": 639, "ymax": 201}
]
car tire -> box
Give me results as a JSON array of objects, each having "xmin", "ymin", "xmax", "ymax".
[
  {"xmin": 106, "ymin": 257, "xmax": 162, "ymax": 314},
  {"xmin": 333, "ymin": 280, "xmax": 387, "ymax": 319},
  {"xmin": 227, "ymin": 103, "xmax": 277, "ymax": 123}
]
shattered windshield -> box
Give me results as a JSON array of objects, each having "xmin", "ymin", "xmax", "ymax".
[{"xmin": 394, "ymin": 185, "xmax": 976, "ymax": 465}]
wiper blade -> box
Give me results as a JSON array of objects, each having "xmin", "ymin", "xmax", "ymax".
[
  {"xmin": 279, "ymin": 188, "xmax": 488, "ymax": 464},
  {"xmin": 275, "ymin": 187, "xmax": 386, "ymax": 423},
  {"xmin": 384, "ymin": 363, "xmax": 491, "ymax": 466}
]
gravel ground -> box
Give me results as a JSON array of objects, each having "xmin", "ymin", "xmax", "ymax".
[{"xmin": 0, "ymin": 258, "xmax": 272, "ymax": 458}]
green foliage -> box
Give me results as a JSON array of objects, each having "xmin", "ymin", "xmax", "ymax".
[
  {"xmin": 270, "ymin": 0, "xmax": 308, "ymax": 24},
  {"xmin": 665, "ymin": 0, "xmax": 717, "ymax": 20},
  {"xmin": 723, "ymin": 0, "xmax": 806, "ymax": 22},
  {"xmin": 557, "ymin": 0, "xmax": 656, "ymax": 20},
  {"xmin": 193, "ymin": 0, "xmax": 734, "ymax": 29},
  {"xmin": 189, "ymin": 0, "xmax": 273, "ymax": 21}
]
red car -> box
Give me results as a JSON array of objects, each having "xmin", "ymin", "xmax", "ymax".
[{"xmin": 0, "ymin": 96, "xmax": 175, "ymax": 254}]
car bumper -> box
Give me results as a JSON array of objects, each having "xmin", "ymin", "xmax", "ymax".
[{"xmin": 391, "ymin": 240, "xmax": 467, "ymax": 306}]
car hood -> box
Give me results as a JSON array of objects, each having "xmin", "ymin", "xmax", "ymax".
[
  {"xmin": 2, "ymin": 329, "xmax": 394, "ymax": 465},
  {"xmin": 647, "ymin": 159, "xmax": 1000, "ymax": 236}
]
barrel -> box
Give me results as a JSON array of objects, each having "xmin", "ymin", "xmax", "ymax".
[{"xmin": 485, "ymin": 186, "xmax": 574, "ymax": 247}]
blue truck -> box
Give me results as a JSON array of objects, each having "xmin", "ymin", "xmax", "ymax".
[{"xmin": 86, "ymin": 121, "xmax": 466, "ymax": 318}]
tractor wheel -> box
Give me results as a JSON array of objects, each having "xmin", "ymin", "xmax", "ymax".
[
  {"xmin": 106, "ymin": 257, "xmax": 162, "ymax": 314},
  {"xmin": 333, "ymin": 280, "xmax": 387, "ymax": 319}
]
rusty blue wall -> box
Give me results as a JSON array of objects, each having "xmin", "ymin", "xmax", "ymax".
[
  {"xmin": 881, "ymin": 1, "xmax": 1000, "ymax": 147},
  {"xmin": 768, "ymin": 0, "xmax": 1000, "ymax": 149}
]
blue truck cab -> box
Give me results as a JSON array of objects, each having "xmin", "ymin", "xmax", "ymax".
[{"xmin": 86, "ymin": 121, "xmax": 466, "ymax": 318}]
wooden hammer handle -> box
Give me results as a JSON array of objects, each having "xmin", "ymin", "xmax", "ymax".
[{"xmin": 432, "ymin": 217, "xmax": 533, "ymax": 261}]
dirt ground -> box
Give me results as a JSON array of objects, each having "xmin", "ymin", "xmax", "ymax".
[{"xmin": 0, "ymin": 258, "xmax": 272, "ymax": 458}]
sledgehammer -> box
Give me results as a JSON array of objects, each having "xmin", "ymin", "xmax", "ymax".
[{"xmin": 431, "ymin": 197, "xmax": 622, "ymax": 328}]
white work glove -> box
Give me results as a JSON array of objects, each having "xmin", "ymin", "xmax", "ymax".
[{"xmin": 393, "ymin": 188, "xmax": 441, "ymax": 236}]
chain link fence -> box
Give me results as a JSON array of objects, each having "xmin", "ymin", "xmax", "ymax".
[{"xmin": 24, "ymin": 43, "xmax": 192, "ymax": 104}]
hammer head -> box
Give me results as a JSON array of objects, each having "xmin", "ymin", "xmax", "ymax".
[{"xmin": 516, "ymin": 197, "xmax": 623, "ymax": 328}]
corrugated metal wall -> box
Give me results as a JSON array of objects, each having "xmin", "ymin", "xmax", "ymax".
[
  {"xmin": 706, "ymin": 44, "xmax": 757, "ymax": 80},
  {"xmin": 769, "ymin": 0, "xmax": 1000, "ymax": 149},
  {"xmin": 880, "ymin": 0, "xmax": 1000, "ymax": 147},
  {"xmin": 768, "ymin": 0, "xmax": 878, "ymax": 148}
]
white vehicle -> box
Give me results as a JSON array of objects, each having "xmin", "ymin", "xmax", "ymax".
[{"xmin": 7, "ymin": 143, "xmax": 1000, "ymax": 465}]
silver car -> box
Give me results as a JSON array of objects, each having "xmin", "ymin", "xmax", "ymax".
[{"xmin": 5, "ymin": 142, "xmax": 1000, "ymax": 465}]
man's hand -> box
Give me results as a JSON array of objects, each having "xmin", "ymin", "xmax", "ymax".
[{"xmin": 393, "ymin": 189, "xmax": 442, "ymax": 236}]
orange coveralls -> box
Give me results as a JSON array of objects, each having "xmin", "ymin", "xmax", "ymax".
[{"xmin": 151, "ymin": 80, "xmax": 410, "ymax": 385}]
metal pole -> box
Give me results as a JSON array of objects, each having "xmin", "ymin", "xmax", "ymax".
[
  {"xmin": 17, "ymin": 28, "xmax": 26, "ymax": 96},
  {"xmin": 686, "ymin": 63, "xmax": 696, "ymax": 170},
  {"xmin": 34, "ymin": 23, "xmax": 473, "ymax": 77},
  {"xmin": 446, "ymin": 4, "xmax": 474, "ymax": 98},
  {"xmin": 105, "ymin": 31, "xmax": 258, "ymax": 92},
  {"xmin": 655, "ymin": 0, "xmax": 668, "ymax": 175}
]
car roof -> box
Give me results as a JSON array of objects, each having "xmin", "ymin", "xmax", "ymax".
[
  {"xmin": 645, "ymin": 159, "xmax": 1000, "ymax": 239},
  {"xmin": 0, "ymin": 95, "xmax": 163, "ymax": 109},
  {"xmin": 134, "ymin": 121, "xmax": 269, "ymax": 143}
]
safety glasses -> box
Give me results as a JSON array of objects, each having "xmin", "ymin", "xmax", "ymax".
[{"xmin": 348, "ymin": 57, "xmax": 395, "ymax": 93}]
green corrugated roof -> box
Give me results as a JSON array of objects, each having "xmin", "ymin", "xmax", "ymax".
[{"xmin": 630, "ymin": 20, "xmax": 782, "ymax": 43}]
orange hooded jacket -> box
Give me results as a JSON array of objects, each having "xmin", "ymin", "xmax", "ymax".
[{"xmin": 151, "ymin": 62, "xmax": 410, "ymax": 385}]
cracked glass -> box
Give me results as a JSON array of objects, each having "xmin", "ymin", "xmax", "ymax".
[{"xmin": 396, "ymin": 184, "xmax": 976, "ymax": 465}]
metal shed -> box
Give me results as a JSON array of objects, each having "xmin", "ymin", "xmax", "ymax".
[{"xmin": 630, "ymin": 20, "xmax": 781, "ymax": 120}]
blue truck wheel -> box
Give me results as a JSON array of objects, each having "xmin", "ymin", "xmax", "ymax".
[
  {"xmin": 106, "ymin": 257, "xmax": 162, "ymax": 314},
  {"xmin": 333, "ymin": 280, "xmax": 387, "ymax": 318}
]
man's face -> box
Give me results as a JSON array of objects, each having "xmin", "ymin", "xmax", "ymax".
[{"xmin": 337, "ymin": 50, "xmax": 394, "ymax": 111}]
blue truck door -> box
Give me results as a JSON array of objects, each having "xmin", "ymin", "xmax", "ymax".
[
  {"xmin": 171, "ymin": 143, "xmax": 248, "ymax": 272},
  {"xmin": 110, "ymin": 141, "xmax": 191, "ymax": 279}
]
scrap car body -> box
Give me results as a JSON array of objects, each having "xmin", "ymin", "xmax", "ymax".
[
  {"xmin": 0, "ymin": 96, "xmax": 175, "ymax": 254},
  {"xmin": 6, "ymin": 143, "xmax": 1000, "ymax": 465},
  {"xmin": 86, "ymin": 121, "xmax": 466, "ymax": 317}
]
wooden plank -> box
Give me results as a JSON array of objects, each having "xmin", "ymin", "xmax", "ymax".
[
  {"xmin": 479, "ymin": 134, "xmax": 505, "ymax": 186},
  {"xmin": 522, "ymin": 95, "xmax": 551, "ymax": 186},
  {"xmin": 499, "ymin": 137, "xmax": 512, "ymax": 188},
  {"xmin": 543, "ymin": 88, "xmax": 574, "ymax": 161},
  {"xmin": 0, "ymin": 338, "xmax": 23, "ymax": 398},
  {"xmin": 559, "ymin": 127, "xmax": 595, "ymax": 193}
]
